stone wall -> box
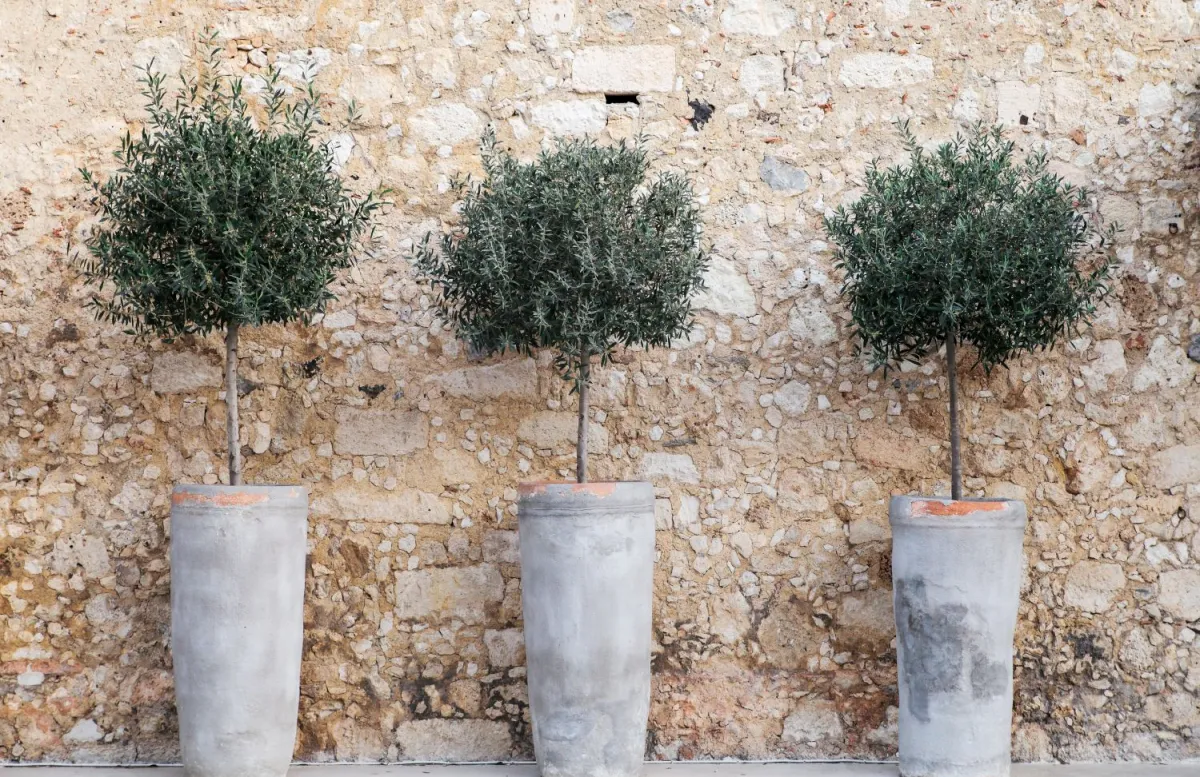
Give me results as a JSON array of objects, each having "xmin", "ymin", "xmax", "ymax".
[{"xmin": 1, "ymin": 0, "xmax": 1198, "ymax": 764}]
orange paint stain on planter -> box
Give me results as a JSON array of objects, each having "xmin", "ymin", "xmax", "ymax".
[
  {"xmin": 911, "ymin": 499, "xmax": 1006, "ymax": 516},
  {"xmin": 172, "ymin": 491, "xmax": 271, "ymax": 507},
  {"xmin": 519, "ymin": 482, "xmax": 620, "ymax": 498}
]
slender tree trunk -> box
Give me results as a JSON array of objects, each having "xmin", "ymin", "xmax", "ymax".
[
  {"xmin": 946, "ymin": 329, "xmax": 961, "ymax": 500},
  {"xmin": 576, "ymin": 350, "xmax": 591, "ymax": 484},
  {"xmin": 226, "ymin": 321, "xmax": 242, "ymax": 486}
]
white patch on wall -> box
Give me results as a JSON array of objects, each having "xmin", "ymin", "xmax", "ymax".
[
  {"xmin": 881, "ymin": 0, "xmax": 911, "ymax": 20},
  {"xmin": 571, "ymin": 46, "xmax": 676, "ymax": 93},
  {"xmin": 720, "ymin": 0, "xmax": 797, "ymax": 36},
  {"xmin": 695, "ymin": 256, "xmax": 757, "ymax": 318},
  {"xmin": 132, "ymin": 37, "xmax": 187, "ymax": 75},
  {"xmin": 275, "ymin": 48, "xmax": 333, "ymax": 81},
  {"xmin": 407, "ymin": 103, "xmax": 482, "ymax": 145},
  {"xmin": 787, "ymin": 297, "xmax": 837, "ymax": 348},
  {"xmin": 530, "ymin": 100, "xmax": 607, "ymax": 136},
  {"xmin": 739, "ymin": 55, "xmax": 786, "ymax": 95},
  {"xmin": 530, "ymin": 0, "xmax": 575, "ymax": 36},
  {"xmin": 1049, "ymin": 76, "xmax": 1087, "ymax": 129},
  {"xmin": 1147, "ymin": 0, "xmax": 1194, "ymax": 36},
  {"xmin": 995, "ymin": 80, "xmax": 1041, "ymax": 127},
  {"xmin": 326, "ymin": 134, "xmax": 354, "ymax": 172},
  {"xmin": 951, "ymin": 87, "xmax": 982, "ymax": 124},
  {"xmin": 838, "ymin": 53, "xmax": 933, "ymax": 88},
  {"xmin": 1138, "ymin": 82, "xmax": 1174, "ymax": 118}
]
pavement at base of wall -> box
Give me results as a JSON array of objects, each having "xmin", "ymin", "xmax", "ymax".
[{"xmin": 2, "ymin": 762, "xmax": 1198, "ymax": 776}]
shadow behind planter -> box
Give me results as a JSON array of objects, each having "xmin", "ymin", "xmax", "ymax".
[
  {"xmin": 518, "ymin": 482, "xmax": 655, "ymax": 777},
  {"xmin": 889, "ymin": 495, "xmax": 1028, "ymax": 777},
  {"xmin": 170, "ymin": 485, "xmax": 308, "ymax": 777}
]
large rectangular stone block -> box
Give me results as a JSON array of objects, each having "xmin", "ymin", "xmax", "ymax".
[
  {"xmin": 572, "ymin": 45, "xmax": 675, "ymax": 94},
  {"xmin": 394, "ymin": 564, "xmax": 503, "ymax": 624},
  {"xmin": 333, "ymin": 408, "xmax": 428, "ymax": 456}
]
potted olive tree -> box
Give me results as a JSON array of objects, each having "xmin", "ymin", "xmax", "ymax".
[
  {"xmin": 78, "ymin": 36, "xmax": 381, "ymax": 777},
  {"xmin": 416, "ymin": 132, "xmax": 705, "ymax": 777},
  {"xmin": 825, "ymin": 123, "xmax": 1113, "ymax": 777}
]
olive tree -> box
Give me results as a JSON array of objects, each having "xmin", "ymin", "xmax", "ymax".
[
  {"xmin": 78, "ymin": 33, "xmax": 383, "ymax": 484},
  {"xmin": 415, "ymin": 133, "xmax": 707, "ymax": 483},
  {"xmin": 825, "ymin": 122, "xmax": 1115, "ymax": 499}
]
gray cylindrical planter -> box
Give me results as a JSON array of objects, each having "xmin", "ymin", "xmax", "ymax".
[
  {"xmin": 890, "ymin": 495, "xmax": 1027, "ymax": 777},
  {"xmin": 171, "ymin": 484, "xmax": 308, "ymax": 777},
  {"xmin": 518, "ymin": 482, "xmax": 655, "ymax": 777}
]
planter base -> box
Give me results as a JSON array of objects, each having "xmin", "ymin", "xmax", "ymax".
[
  {"xmin": 890, "ymin": 496, "xmax": 1027, "ymax": 777},
  {"xmin": 518, "ymin": 482, "xmax": 655, "ymax": 777},
  {"xmin": 171, "ymin": 485, "xmax": 308, "ymax": 777}
]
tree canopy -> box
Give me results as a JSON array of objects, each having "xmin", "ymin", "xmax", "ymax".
[{"xmin": 825, "ymin": 122, "xmax": 1115, "ymax": 372}]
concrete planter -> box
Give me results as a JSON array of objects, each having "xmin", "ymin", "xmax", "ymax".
[
  {"xmin": 170, "ymin": 485, "xmax": 308, "ymax": 777},
  {"xmin": 518, "ymin": 482, "xmax": 656, "ymax": 777},
  {"xmin": 889, "ymin": 495, "xmax": 1028, "ymax": 777}
]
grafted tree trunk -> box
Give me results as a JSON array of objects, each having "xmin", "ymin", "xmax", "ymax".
[
  {"xmin": 576, "ymin": 350, "xmax": 591, "ymax": 484},
  {"xmin": 946, "ymin": 329, "xmax": 961, "ymax": 500},
  {"xmin": 226, "ymin": 322, "xmax": 242, "ymax": 486}
]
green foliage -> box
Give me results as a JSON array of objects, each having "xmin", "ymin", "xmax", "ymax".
[
  {"xmin": 77, "ymin": 32, "xmax": 384, "ymax": 341},
  {"xmin": 414, "ymin": 132, "xmax": 708, "ymax": 386},
  {"xmin": 825, "ymin": 122, "xmax": 1115, "ymax": 372}
]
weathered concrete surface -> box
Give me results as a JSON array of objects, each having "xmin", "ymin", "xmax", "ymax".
[
  {"xmin": 518, "ymin": 483, "xmax": 656, "ymax": 777},
  {"xmin": 170, "ymin": 485, "xmax": 309, "ymax": 777},
  {"xmin": 890, "ymin": 497, "xmax": 1028, "ymax": 777}
]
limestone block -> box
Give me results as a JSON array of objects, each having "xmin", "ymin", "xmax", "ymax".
[
  {"xmin": 333, "ymin": 408, "xmax": 429, "ymax": 456},
  {"xmin": 1159, "ymin": 569, "xmax": 1200, "ymax": 621},
  {"xmin": 394, "ymin": 719, "xmax": 513, "ymax": 760},
  {"xmin": 425, "ymin": 358, "xmax": 538, "ymax": 401},
  {"xmin": 572, "ymin": 46, "xmax": 675, "ymax": 93},
  {"xmin": 639, "ymin": 452, "xmax": 700, "ymax": 484},
  {"xmin": 312, "ymin": 487, "xmax": 450, "ymax": 524},
  {"xmin": 695, "ymin": 255, "xmax": 756, "ymax": 317},
  {"xmin": 782, "ymin": 699, "xmax": 844, "ymax": 743},
  {"xmin": 483, "ymin": 628, "xmax": 525, "ymax": 667},
  {"xmin": 721, "ymin": 0, "xmax": 796, "ymax": 36},
  {"xmin": 530, "ymin": 99, "xmax": 608, "ymax": 136},
  {"xmin": 739, "ymin": 55, "xmax": 786, "ymax": 94},
  {"xmin": 393, "ymin": 564, "xmax": 503, "ymax": 623},
  {"xmin": 996, "ymin": 80, "xmax": 1041, "ymax": 127},
  {"xmin": 407, "ymin": 103, "xmax": 482, "ymax": 145},
  {"xmin": 1064, "ymin": 560, "xmax": 1125, "ymax": 613},
  {"xmin": 150, "ymin": 352, "xmax": 222, "ymax": 394},
  {"xmin": 530, "ymin": 0, "xmax": 575, "ymax": 35},
  {"xmin": 839, "ymin": 54, "xmax": 933, "ymax": 88}
]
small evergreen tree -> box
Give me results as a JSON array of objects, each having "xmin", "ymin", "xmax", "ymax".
[
  {"xmin": 78, "ymin": 33, "xmax": 383, "ymax": 485},
  {"xmin": 415, "ymin": 133, "xmax": 707, "ymax": 483},
  {"xmin": 825, "ymin": 123, "xmax": 1115, "ymax": 499}
]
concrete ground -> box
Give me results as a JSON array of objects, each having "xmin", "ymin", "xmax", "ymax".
[{"xmin": 3, "ymin": 763, "xmax": 1198, "ymax": 776}]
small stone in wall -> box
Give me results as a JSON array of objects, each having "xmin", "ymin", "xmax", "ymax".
[
  {"xmin": 721, "ymin": 0, "xmax": 796, "ymax": 36},
  {"xmin": 787, "ymin": 298, "xmax": 837, "ymax": 348},
  {"xmin": 1063, "ymin": 560, "xmax": 1126, "ymax": 613},
  {"xmin": 63, "ymin": 718, "xmax": 104, "ymax": 744},
  {"xmin": 394, "ymin": 564, "xmax": 503, "ymax": 623},
  {"xmin": 694, "ymin": 256, "xmax": 756, "ymax": 318},
  {"xmin": 739, "ymin": 55, "xmax": 785, "ymax": 95},
  {"xmin": 781, "ymin": 699, "xmax": 843, "ymax": 743},
  {"xmin": 639, "ymin": 452, "xmax": 700, "ymax": 484},
  {"xmin": 530, "ymin": 99, "xmax": 608, "ymax": 136},
  {"xmin": 425, "ymin": 358, "xmax": 537, "ymax": 401},
  {"xmin": 760, "ymin": 156, "xmax": 809, "ymax": 192},
  {"xmin": 773, "ymin": 380, "xmax": 812, "ymax": 416},
  {"xmin": 484, "ymin": 628, "xmax": 525, "ymax": 667},
  {"xmin": 1158, "ymin": 569, "xmax": 1200, "ymax": 622},
  {"xmin": 996, "ymin": 80, "xmax": 1042, "ymax": 127},
  {"xmin": 407, "ymin": 103, "xmax": 482, "ymax": 146},
  {"xmin": 530, "ymin": 0, "xmax": 575, "ymax": 36}
]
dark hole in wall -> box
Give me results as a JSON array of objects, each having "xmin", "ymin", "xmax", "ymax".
[
  {"xmin": 688, "ymin": 98, "xmax": 714, "ymax": 130},
  {"xmin": 1019, "ymin": 114, "xmax": 1029, "ymax": 126},
  {"xmin": 605, "ymin": 93, "xmax": 639, "ymax": 104}
]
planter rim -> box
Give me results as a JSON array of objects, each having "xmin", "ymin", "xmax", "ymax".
[
  {"xmin": 518, "ymin": 480, "xmax": 649, "ymax": 496},
  {"xmin": 172, "ymin": 483, "xmax": 308, "ymax": 509},
  {"xmin": 889, "ymin": 494, "xmax": 1027, "ymax": 530},
  {"xmin": 518, "ymin": 480, "xmax": 653, "ymax": 516}
]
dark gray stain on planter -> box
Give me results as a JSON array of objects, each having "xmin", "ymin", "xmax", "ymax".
[{"xmin": 894, "ymin": 578, "xmax": 1008, "ymax": 723}]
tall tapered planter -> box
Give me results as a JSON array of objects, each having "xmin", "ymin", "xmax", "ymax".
[
  {"xmin": 889, "ymin": 496, "xmax": 1027, "ymax": 777},
  {"xmin": 518, "ymin": 482, "xmax": 655, "ymax": 777},
  {"xmin": 170, "ymin": 485, "xmax": 309, "ymax": 777}
]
